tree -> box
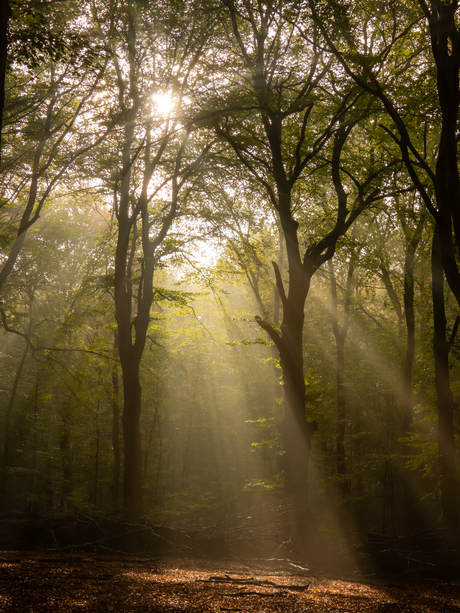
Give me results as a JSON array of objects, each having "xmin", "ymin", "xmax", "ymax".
[
  {"xmin": 370, "ymin": 195, "xmax": 429, "ymax": 531},
  {"xmin": 0, "ymin": 193, "xmax": 112, "ymax": 512},
  {"xmin": 94, "ymin": 0, "xmax": 213, "ymax": 516},
  {"xmin": 328, "ymin": 251, "xmax": 355, "ymax": 504},
  {"xmin": 0, "ymin": 0, "xmax": 11, "ymax": 161},
  {"xmin": 0, "ymin": 1, "xmax": 108, "ymax": 300},
  {"xmin": 432, "ymin": 226, "xmax": 459, "ymax": 529},
  {"xmin": 311, "ymin": 0, "xmax": 460, "ymax": 529},
  {"xmin": 205, "ymin": 1, "xmax": 393, "ymax": 538}
]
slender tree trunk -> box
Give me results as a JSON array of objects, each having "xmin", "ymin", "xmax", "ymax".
[
  {"xmin": 94, "ymin": 406, "xmax": 100, "ymax": 509},
  {"xmin": 111, "ymin": 331, "xmax": 121, "ymax": 508},
  {"xmin": 0, "ymin": 74, "xmax": 58, "ymax": 296},
  {"xmin": 336, "ymin": 340, "xmax": 350, "ymax": 498},
  {"xmin": 29, "ymin": 373, "xmax": 39, "ymax": 514},
  {"xmin": 329, "ymin": 258, "xmax": 353, "ymax": 502},
  {"xmin": 401, "ymin": 231, "xmax": 421, "ymax": 533},
  {"xmin": 117, "ymin": 242, "xmax": 158, "ymax": 516},
  {"xmin": 55, "ymin": 379, "xmax": 74, "ymax": 513},
  {"xmin": 379, "ymin": 201, "xmax": 425, "ymax": 532},
  {"xmin": 153, "ymin": 414, "xmax": 163, "ymax": 508},
  {"xmin": 432, "ymin": 227, "xmax": 459, "ymax": 530},
  {"xmin": 0, "ymin": 158, "xmax": 43, "ymax": 294},
  {"xmin": 0, "ymin": 0, "xmax": 11, "ymax": 164},
  {"xmin": 144, "ymin": 403, "xmax": 159, "ymax": 480},
  {"xmin": 1, "ymin": 340, "xmax": 29, "ymax": 507},
  {"xmin": 273, "ymin": 225, "xmax": 284, "ymax": 327},
  {"xmin": 59, "ymin": 419, "xmax": 73, "ymax": 513},
  {"xmin": 272, "ymin": 229, "xmax": 285, "ymax": 409}
]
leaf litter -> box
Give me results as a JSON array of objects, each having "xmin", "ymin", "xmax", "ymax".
[{"xmin": 0, "ymin": 553, "xmax": 459, "ymax": 612}]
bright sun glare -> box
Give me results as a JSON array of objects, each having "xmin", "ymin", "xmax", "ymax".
[{"xmin": 152, "ymin": 92, "xmax": 174, "ymax": 116}]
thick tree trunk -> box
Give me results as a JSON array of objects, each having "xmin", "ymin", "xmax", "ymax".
[
  {"xmin": 115, "ymin": 248, "xmax": 144, "ymax": 517},
  {"xmin": 259, "ymin": 245, "xmax": 315, "ymax": 513},
  {"xmin": 276, "ymin": 200, "xmax": 314, "ymax": 503},
  {"xmin": 225, "ymin": 3, "xmax": 365, "ymax": 536},
  {"xmin": 277, "ymin": 343, "xmax": 315, "ymax": 502},
  {"xmin": 431, "ymin": 227, "xmax": 459, "ymax": 530},
  {"xmin": 417, "ymin": 2, "xmax": 460, "ymax": 309},
  {"xmin": 277, "ymin": 330, "xmax": 316, "ymax": 540},
  {"xmin": 121, "ymin": 363, "xmax": 143, "ymax": 518}
]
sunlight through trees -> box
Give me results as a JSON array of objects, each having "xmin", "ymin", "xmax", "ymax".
[{"xmin": 1, "ymin": 0, "xmax": 460, "ymax": 550}]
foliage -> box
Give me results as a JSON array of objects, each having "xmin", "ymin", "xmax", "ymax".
[{"xmin": 0, "ymin": 0, "xmax": 459, "ymax": 536}]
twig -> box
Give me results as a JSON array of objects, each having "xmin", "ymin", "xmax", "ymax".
[
  {"xmin": 199, "ymin": 574, "xmax": 310, "ymax": 591},
  {"xmin": 222, "ymin": 590, "xmax": 282, "ymax": 597}
]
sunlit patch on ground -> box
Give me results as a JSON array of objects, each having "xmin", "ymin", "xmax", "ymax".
[
  {"xmin": 0, "ymin": 554, "xmax": 459, "ymax": 612},
  {"xmin": 0, "ymin": 595, "xmax": 12, "ymax": 607}
]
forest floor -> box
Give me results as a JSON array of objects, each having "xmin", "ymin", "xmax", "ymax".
[
  {"xmin": 1, "ymin": 552, "xmax": 460, "ymax": 612},
  {"xmin": 0, "ymin": 516, "xmax": 460, "ymax": 611}
]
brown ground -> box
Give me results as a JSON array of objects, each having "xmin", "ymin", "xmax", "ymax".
[{"xmin": 0, "ymin": 553, "xmax": 459, "ymax": 613}]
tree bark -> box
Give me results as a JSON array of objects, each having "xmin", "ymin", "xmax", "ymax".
[
  {"xmin": 120, "ymin": 361, "xmax": 143, "ymax": 518},
  {"xmin": 312, "ymin": 1, "xmax": 460, "ymax": 316},
  {"xmin": 431, "ymin": 226, "xmax": 459, "ymax": 530},
  {"xmin": 401, "ymin": 213, "xmax": 425, "ymax": 533},
  {"xmin": 1, "ymin": 340, "xmax": 29, "ymax": 507},
  {"xmin": 111, "ymin": 332, "xmax": 121, "ymax": 508},
  {"xmin": 221, "ymin": 5, "xmax": 374, "ymax": 532},
  {"xmin": 113, "ymin": 112, "xmax": 144, "ymax": 516},
  {"xmin": 329, "ymin": 258, "xmax": 353, "ymax": 502},
  {"xmin": 258, "ymin": 200, "xmax": 315, "ymax": 505},
  {"xmin": 0, "ymin": 0, "xmax": 11, "ymax": 164},
  {"xmin": 58, "ymin": 397, "xmax": 73, "ymax": 514}
]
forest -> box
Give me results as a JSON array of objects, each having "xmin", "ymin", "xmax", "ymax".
[{"xmin": 1, "ymin": 0, "xmax": 460, "ymax": 569}]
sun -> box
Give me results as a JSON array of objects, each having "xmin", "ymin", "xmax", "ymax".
[{"xmin": 151, "ymin": 92, "xmax": 174, "ymax": 116}]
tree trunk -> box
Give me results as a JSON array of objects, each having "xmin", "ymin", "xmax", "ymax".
[
  {"xmin": 425, "ymin": 1, "xmax": 460, "ymax": 308},
  {"xmin": 431, "ymin": 227, "xmax": 459, "ymax": 530},
  {"xmin": 0, "ymin": 0, "xmax": 11, "ymax": 163},
  {"xmin": 329, "ymin": 258, "xmax": 353, "ymax": 503},
  {"xmin": 258, "ymin": 253, "xmax": 315, "ymax": 516},
  {"xmin": 113, "ymin": 104, "xmax": 145, "ymax": 516},
  {"xmin": 121, "ymin": 361, "xmax": 144, "ymax": 517},
  {"xmin": 223, "ymin": 3, "xmax": 369, "ymax": 537},
  {"xmin": 1, "ymin": 340, "xmax": 29, "ymax": 507},
  {"xmin": 59, "ymin": 416, "xmax": 73, "ymax": 513},
  {"xmin": 277, "ymin": 349, "xmax": 315, "ymax": 503},
  {"xmin": 336, "ymin": 341, "xmax": 350, "ymax": 497},
  {"xmin": 111, "ymin": 331, "xmax": 121, "ymax": 508},
  {"xmin": 28, "ymin": 373, "xmax": 40, "ymax": 514},
  {"xmin": 94, "ymin": 406, "xmax": 100, "ymax": 509},
  {"xmin": 401, "ymin": 231, "xmax": 422, "ymax": 533},
  {"xmin": 276, "ymin": 200, "xmax": 313, "ymax": 503}
]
